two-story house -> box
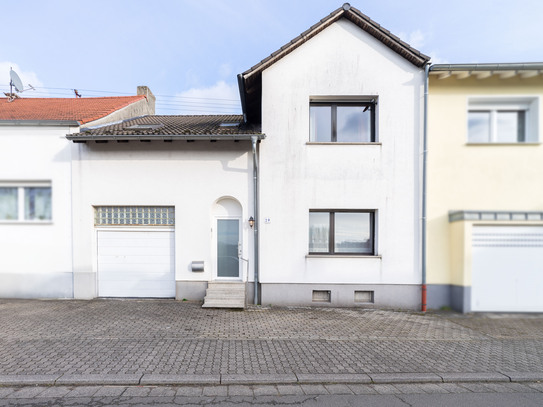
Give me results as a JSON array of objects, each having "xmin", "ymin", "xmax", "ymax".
[{"xmin": 427, "ymin": 63, "xmax": 543, "ymax": 312}]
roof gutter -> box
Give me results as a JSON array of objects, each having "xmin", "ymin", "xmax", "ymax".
[
  {"xmin": 0, "ymin": 120, "xmax": 81, "ymax": 126},
  {"xmin": 430, "ymin": 62, "xmax": 543, "ymax": 72},
  {"xmin": 65, "ymin": 133, "xmax": 265, "ymax": 142}
]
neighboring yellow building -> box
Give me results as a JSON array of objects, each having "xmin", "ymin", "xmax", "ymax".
[{"xmin": 427, "ymin": 63, "xmax": 543, "ymax": 312}]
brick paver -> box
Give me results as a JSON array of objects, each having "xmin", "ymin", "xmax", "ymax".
[{"xmin": 0, "ymin": 299, "xmax": 542, "ymax": 381}]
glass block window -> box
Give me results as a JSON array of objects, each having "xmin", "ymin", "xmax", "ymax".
[{"xmin": 94, "ymin": 206, "xmax": 175, "ymax": 226}]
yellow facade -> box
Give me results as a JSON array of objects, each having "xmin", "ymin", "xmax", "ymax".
[{"xmin": 427, "ymin": 74, "xmax": 543, "ymax": 289}]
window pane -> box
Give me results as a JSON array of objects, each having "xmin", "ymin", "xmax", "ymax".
[
  {"xmin": 310, "ymin": 106, "xmax": 331, "ymax": 142},
  {"xmin": 309, "ymin": 212, "xmax": 329, "ymax": 253},
  {"xmin": 24, "ymin": 187, "xmax": 51, "ymax": 220},
  {"xmin": 497, "ymin": 111, "xmax": 525, "ymax": 142},
  {"xmin": 468, "ymin": 111, "xmax": 490, "ymax": 142},
  {"xmin": 334, "ymin": 212, "xmax": 372, "ymax": 253},
  {"xmin": 337, "ymin": 106, "xmax": 371, "ymax": 142},
  {"xmin": 0, "ymin": 187, "xmax": 18, "ymax": 220}
]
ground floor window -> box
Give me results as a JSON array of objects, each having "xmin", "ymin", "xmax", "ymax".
[
  {"xmin": 309, "ymin": 210, "xmax": 375, "ymax": 255},
  {"xmin": 94, "ymin": 206, "xmax": 175, "ymax": 226},
  {"xmin": 0, "ymin": 183, "xmax": 52, "ymax": 221}
]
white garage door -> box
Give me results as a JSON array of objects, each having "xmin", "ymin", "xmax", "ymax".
[
  {"xmin": 98, "ymin": 230, "xmax": 175, "ymax": 298},
  {"xmin": 472, "ymin": 226, "xmax": 543, "ymax": 312}
]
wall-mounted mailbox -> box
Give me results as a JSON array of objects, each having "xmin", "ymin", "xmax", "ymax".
[{"xmin": 191, "ymin": 261, "xmax": 204, "ymax": 272}]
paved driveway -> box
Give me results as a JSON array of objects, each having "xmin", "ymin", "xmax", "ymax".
[{"xmin": 1, "ymin": 299, "xmax": 542, "ymax": 382}]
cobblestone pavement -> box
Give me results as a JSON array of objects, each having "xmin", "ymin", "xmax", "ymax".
[{"xmin": 0, "ymin": 299, "xmax": 542, "ymax": 379}]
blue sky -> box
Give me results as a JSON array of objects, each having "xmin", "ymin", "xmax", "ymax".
[{"xmin": 2, "ymin": 0, "xmax": 542, "ymax": 115}]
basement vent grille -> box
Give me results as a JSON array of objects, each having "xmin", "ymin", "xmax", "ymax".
[
  {"xmin": 354, "ymin": 290, "xmax": 374, "ymax": 303},
  {"xmin": 94, "ymin": 206, "xmax": 174, "ymax": 226},
  {"xmin": 312, "ymin": 290, "xmax": 331, "ymax": 303}
]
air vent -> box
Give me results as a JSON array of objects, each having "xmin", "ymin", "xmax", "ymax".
[
  {"xmin": 354, "ymin": 291, "xmax": 374, "ymax": 303},
  {"xmin": 312, "ymin": 290, "xmax": 331, "ymax": 303}
]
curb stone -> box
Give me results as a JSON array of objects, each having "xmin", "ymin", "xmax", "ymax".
[{"xmin": 1, "ymin": 372, "xmax": 542, "ymax": 387}]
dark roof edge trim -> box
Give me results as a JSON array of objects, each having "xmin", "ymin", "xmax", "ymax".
[
  {"xmin": 237, "ymin": 74, "xmax": 248, "ymax": 124},
  {"xmin": 66, "ymin": 134, "xmax": 266, "ymax": 141},
  {"xmin": 431, "ymin": 63, "xmax": 543, "ymax": 72},
  {"xmin": 0, "ymin": 120, "xmax": 81, "ymax": 126},
  {"xmin": 241, "ymin": 5, "xmax": 430, "ymax": 80}
]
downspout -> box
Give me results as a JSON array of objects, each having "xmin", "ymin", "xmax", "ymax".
[
  {"xmin": 251, "ymin": 136, "xmax": 260, "ymax": 305},
  {"xmin": 421, "ymin": 63, "xmax": 430, "ymax": 312}
]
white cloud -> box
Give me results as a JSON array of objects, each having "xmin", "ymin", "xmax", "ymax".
[
  {"xmin": 0, "ymin": 62, "xmax": 45, "ymax": 97},
  {"xmin": 397, "ymin": 29, "xmax": 425, "ymax": 50},
  {"xmin": 427, "ymin": 52, "xmax": 449, "ymax": 65},
  {"xmin": 218, "ymin": 63, "xmax": 232, "ymax": 78},
  {"xmin": 171, "ymin": 81, "xmax": 241, "ymax": 115}
]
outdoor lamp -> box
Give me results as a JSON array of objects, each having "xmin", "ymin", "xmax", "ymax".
[{"xmin": 248, "ymin": 216, "xmax": 255, "ymax": 228}]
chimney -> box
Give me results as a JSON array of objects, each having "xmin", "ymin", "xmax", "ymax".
[{"xmin": 137, "ymin": 86, "xmax": 156, "ymax": 115}]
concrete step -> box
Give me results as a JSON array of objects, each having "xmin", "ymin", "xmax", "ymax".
[{"xmin": 202, "ymin": 281, "xmax": 246, "ymax": 309}]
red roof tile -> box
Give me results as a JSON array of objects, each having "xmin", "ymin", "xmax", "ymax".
[{"xmin": 0, "ymin": 96, "xmax": 146, "ymax": 124}]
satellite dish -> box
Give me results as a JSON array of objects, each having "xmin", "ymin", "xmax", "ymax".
[
  {"xmin": 10, "ymin": 69, "xmax": 24, "ymax": 92},
  {"xmin": 6, "ymin": 68, "xmax": 35, "ymax": 101}
]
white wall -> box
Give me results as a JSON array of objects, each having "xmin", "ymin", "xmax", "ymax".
[
  {"xmin": 71, "ymin": 141, "xmax": 255, "ymax": 298},
  {"xmin": 260, "ymin": 19, "xmax": 424, "ymax": 286},
  {"xmin": 0, "ymin": 125, "xmax": 75, "ymax": 297}
]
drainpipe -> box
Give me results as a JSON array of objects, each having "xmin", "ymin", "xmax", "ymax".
[
  {"xmin": 251, "ymin": 135, "xmax": 260, "ymax": 305},
  {"xmin": 421, "ymin": 63, "xmax": 430, "ymax": 312}
]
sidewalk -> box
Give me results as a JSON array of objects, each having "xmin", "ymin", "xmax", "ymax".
[{"xmin": 0, "ymin": 299, "xmax": 542, "ymax": 387}]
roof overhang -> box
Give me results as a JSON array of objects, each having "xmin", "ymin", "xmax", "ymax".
[
  {"xmin": 66, "ymin": 133, "xmax": 266, "ymax": 142},
  {"xmin": 430, "ymin": 63, "xmax": 543, "ymax": 80},
  {"xmin": 0, "ymin": 120, "xmax": 81, "ymax": 126}
]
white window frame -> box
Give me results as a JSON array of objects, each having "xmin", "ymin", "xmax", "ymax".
[
  {"xmin": 467, "ymin": 96, "xmax": 539, "ymax": 144},
  {"xmin": 0, "ymin": 181, "xmax": 52, "ymax": 223}
]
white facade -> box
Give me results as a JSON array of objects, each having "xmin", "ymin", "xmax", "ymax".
[
  {"xmin": 0, "ymin": 125, "xmax": 77, "ymax": 298},
  {"xmin": 258, "ymin": 19, "xmax": 425, "ymax": 308},
  {"xmin": 71, "ymin": 141, "xmax": 255, "ymax": 299},
  {"xmin": 1, "ymin": 11, "xmax": 428, "ymax": 308}
]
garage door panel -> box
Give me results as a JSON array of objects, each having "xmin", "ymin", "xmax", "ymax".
[
  {"xmin": 97, "ymin": 230, "xmax": 175, "ymax": 298},
  {"xmin": 97, "ymin": 238, "xmax": 174, "ymax": 248},
  {"xmin": 98, "ymin": 246, "xmax": 173, "ymax": 256},
  {"xmin": 472, "ymin": 226, "xmax": 543, "ymax": 312},
  {"xmin": 98, "ymin": 255, "xmax": 174, "ymax": 266}
]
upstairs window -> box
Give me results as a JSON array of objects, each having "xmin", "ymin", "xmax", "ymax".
[
  {"xmin": 0, "ymin": 183, "xmax": 52, "ymax": 222},
  {"xmin": 468, "ymin": 97, "xmax": 538, "ymax": 143},
  {"xmin": 310, "ymin": 100, "xmax": 376, "ymax": 142}
]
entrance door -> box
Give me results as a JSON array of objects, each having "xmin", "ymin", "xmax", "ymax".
[{"xmin": 217, "ymin": 219, "xmax": 240, "ymax": 278}]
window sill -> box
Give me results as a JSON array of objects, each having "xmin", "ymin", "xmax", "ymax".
[
  {"xmin": 466, "ymin": 142, "xmax": 540, "ymax": 146},
  {"xmin": 306, "ymin": 142, "xmax": 382, "ymax": 146},
  {"xmin": 306, "ymin": 254, "xmax": 381, "ymax": 259}
]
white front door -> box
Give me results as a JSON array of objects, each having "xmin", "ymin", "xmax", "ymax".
[
  {"xmin": 472, "ymin": 225, "xmax": 543, "ymax": 312},
  {"xmin": 97, "ymin": 230, "xmax": 175, "ymax": 298}
]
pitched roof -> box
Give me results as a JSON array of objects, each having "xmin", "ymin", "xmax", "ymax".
[
  {"xmin": 67, "ymin": 115, "xmax": 264, "ymax": 142},
  {"xmin": 238, "ymin": 3, "xmax": 430, "ymax": 124},
  {"xmin": 0, "ymin": 96, "xmax": 146, "ymax": 125}
]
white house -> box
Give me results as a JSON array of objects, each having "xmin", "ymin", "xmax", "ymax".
[
  {"xmin": 0, "ymin": 88, "xmax": 155, "ymax": 298},
  {"xmin": 63, "ymin": 4, "xmax": 429, "ymax": 309},
  {"xmin": 238, "ymin": 3, "xmax": 429, "ymax": 308}
]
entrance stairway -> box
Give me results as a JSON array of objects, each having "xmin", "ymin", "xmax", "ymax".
[{"xmin": 202, "ymin": 282, "xmax": 246, "ymax": 309}]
